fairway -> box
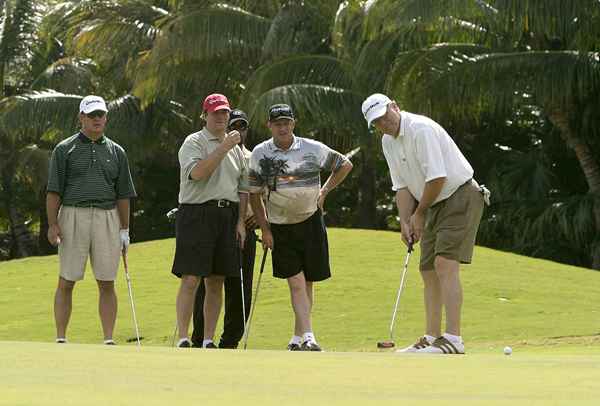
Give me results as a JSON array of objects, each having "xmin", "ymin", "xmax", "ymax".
[
  {"xmin": 2, "ymin": 341, "xmax": 599, "ymax": 405},
  {"xmin": 2, "ymin": 228, "xmax": 600, "ymax": 404}
]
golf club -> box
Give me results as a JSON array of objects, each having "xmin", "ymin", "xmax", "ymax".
[
  {"xmin": 242, "ymin": 246, "xmax": 268, "ymax": 350},
  {"xmin": 377, "ymin": 242, "xmax": 414, "ymax": 349},
  {"xmin": 239, "ymin": 247, "xmax": 247, "ymax": 346},
  {"xmin": 122, "ymin": 252, "xmax": 142, "ymax": 347},
  {"xmin": 171, "ymin": 321, "xmax": 178, "ymax": 347}
]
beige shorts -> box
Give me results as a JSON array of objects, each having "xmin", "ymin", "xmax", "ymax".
[
  {"xmin": 420, "ymin": 180, "xmax": 484, "ymax": 271},
  {"xmin": 58, "ymin": 206, "xmax": 121, "ymax": 281}
]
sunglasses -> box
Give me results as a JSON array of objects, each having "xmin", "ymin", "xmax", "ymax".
[
  {"xmin": 229, "ymin": 121, "xmax": 248, "ymax": 131},
  {"xmin": 86, "ymin": 110, "xmax": 106, "ymax": 119}
]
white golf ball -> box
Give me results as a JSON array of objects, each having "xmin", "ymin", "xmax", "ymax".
[{"xmin": 503, "ymin": 346, "xmax": 512, "ymax": 355}]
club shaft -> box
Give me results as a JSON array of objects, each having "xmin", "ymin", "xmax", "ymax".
[
  {"xmin": 388, "ymin": 249, "xmax": 412, "ymax": 342},
  {"xmin": 123, "ymin": 254, "xmax": 141, "ymax": 348},
  {"xmin": 242, "ymin": 248, "xmax": 268, "ymax": 350}
]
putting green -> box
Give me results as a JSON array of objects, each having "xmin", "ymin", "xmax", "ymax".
[{"xmin": 1, "ymin": 341, "xmax": 599, "ymax": 405}]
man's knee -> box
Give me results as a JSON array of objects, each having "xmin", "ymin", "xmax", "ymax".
[
  {"xmin": 287, "ymin": 273, "xmax": 307, "ymax": 294},
  {"xmin": 204, "ymin": 275, "xmax": 225, "ymax": 294},
  {"xmin": 57, "ymin": 277, "xmax": 76, "ymax": 292},
  {"xmin": 434, "ymin": 255, "xmax": 460, "ymax": 278},
  {"xmin": 97, "ymin": 280, "xmax": 115, "ymax": 294},
  {"xmin": 180, "ymin": 274, "xmax": 200, "ymax": 292}
]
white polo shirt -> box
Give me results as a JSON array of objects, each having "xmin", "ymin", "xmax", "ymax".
[{"xmin": 381, "ymin": 111, "xmax": 473, "ymax": 204}]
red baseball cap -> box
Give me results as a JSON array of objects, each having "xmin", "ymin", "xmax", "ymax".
[{"xmin": 203, "ymin": 93, "xmax": 231, "ymax": 113}]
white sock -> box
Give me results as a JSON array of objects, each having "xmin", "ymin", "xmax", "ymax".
[
  {"xmin": 177, "ymin": 338, "xmax": 190, "ymax": 346},
  {"xmin": 302, "ymin": 332, "xmax": 316, "ymax": 343},
  {"xmin": 289, "ymin": 335, "xmax": 302, "ymax": 345},
  {"xmin": 424, "ymin": 335, "xmax": 436, "ymax": 344},
  {"xmin": 202, "ymin": 339, "xmax": 214, "ymax": 347},
  {"xmin": 443, "ymin": 333, "xmax": 462, "ymax": 344}
]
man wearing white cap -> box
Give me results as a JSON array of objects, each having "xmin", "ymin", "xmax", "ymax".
[
  {"xmin": 47, "ymin": 95, "xmax": 136, "ymax": 345},
  {"xmin": 362, "ymin": 93, "xmax": 489, "ymax": 354}
]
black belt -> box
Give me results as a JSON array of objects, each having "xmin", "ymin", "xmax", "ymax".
[{"xmin": 182, "ymin": 199, "xmax": 238, "ymax": 208}]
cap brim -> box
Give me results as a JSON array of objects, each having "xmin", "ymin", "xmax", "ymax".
[
  {"xmin": 366, "ymin": 104, "xmax": 388, "ymax": 127},
  {"xmin": 229, "ymin": 117, "xmax": 249, "ymax": 126},
  {"xmin": 211, "ymin": 105, "xmax": 231, "ymax": 112},
  {"xmin": 269, "ymin": 116, "xmax": 294, "ymax": 122},
  {"xmin": 81, "ymin": 106, "xmax": 108, "ymax": 114}
]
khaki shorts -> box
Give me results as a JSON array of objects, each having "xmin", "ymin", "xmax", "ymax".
[
  {"xmin": 420, "ymin": 180, "xmax": 484, "ymax": 271},
  {"xmin": 58, "ymin": 206, "xmax": 121, "ymax": 281}
]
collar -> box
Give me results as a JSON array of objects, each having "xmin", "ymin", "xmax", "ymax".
[
  {"xmin": 78, "ymin": 132, "xmax": 106, "ymax": 144},
  {"xmin": 397, "ymin": 111, "xmax": 407, "ymax": 138},
  {"xmin": 270, "ymin": 134, "xmax": 300, "ymax": 152},
  {"xmin": 203, "ymin": 127, "xmax": 223, "ymax": 141}
]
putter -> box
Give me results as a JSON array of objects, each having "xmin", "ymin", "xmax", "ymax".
[
  {"xmin": 122, "ymin": 252, "xmax": 142, "ymax": 347},
  {"xmin": 377, "ymin": 243, "xmax": 414, "ymax": 349},
  {"xmin": 242, "ymin": 247, "xmax": 268, "ymax": 350}
]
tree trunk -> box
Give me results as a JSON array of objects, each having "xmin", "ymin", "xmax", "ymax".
[
  {"xmin": 355, "ymin": 136, "xmax": 377, "ymax": 229},
  {"xmin": 547, "ymin": 107, "xmax": 600, "ymax": 270}
]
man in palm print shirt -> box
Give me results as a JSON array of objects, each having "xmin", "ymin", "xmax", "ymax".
[{"xmin": 248, "ymin": 104, "xmax": 353, "ymax": 351}]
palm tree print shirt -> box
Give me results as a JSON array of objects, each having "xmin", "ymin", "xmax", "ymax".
[{"xmin": 248, "ymin": 135, "xmax": 348, "ymax": 224}]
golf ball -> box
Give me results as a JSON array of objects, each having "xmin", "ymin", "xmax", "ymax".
[{"xmin": 503, "ymin": 346, "xmax": 512, "ymax": 355}]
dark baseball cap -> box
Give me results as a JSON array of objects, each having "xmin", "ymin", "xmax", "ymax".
[
  {"xmin": 268, "ymin": 104, "xmax": 294, "ymax": 121},
  {"xmin": 229, "ymin": 109, "xmax": 249, "ymax": 126}
]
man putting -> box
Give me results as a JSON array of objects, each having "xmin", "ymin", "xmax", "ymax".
[
  {"xmin": 47, "ymin": 95, "xmax": 136, "ymax": 345},
  {"xmin": 171, "ymin": 94, "xmax": 248, "ymax": 349},
  {"xmin": 249, "ymin": 104, "xmax": 353, "ymax": 351},
  {"xmin": 362, "ymin": 93, "xmax": 488, "ymax": 354}
]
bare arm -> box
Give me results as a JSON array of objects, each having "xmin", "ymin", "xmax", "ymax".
[
  {"xmin": 395, "ymin": 188, "xmax": 417, "ymax": 223},
  {"xmin": 46, "ymin": 192, "xmax": 62, "ymax": 245},
  {"xmin": 250, "ymin": 192, "xmax": 273, "ymax": 249},
  {"xmin": 318, "ymin": 160, "xmax": 353, "ymax": 209},
  {"xmin": 321, "ymin": 160, "xmax": 353, "ymax": 194},
  {"xmin": 189, "ymin": 131, "xmax": 240, "ymax": 180},
  {"xmin": 414, "ymin": 177, "xmax": 446, "ymax": 216},
  {"xmin": 116, "ymin": 198, "xmax": 130, "ymax": 229}
]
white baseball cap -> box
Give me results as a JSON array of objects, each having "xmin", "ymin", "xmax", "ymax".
[
  {"xmin": 79, "ymin": 95, "xmax": 108, "ymax": 114},
  {"xmin": 362, "ymin": 93, "xmax": 392, "ymax": 127}
]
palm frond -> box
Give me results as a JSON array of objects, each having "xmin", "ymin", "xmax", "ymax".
[
  {"xmin": 0, "ymin": 90, "xmax": 81, "ymax": 141},
  {"xmin": 262, "ymin": 2, "xmax": 334, "ymax": 61},
  {"xmin": 241, "ymin": 55, "xmax": 354, "ymax": 109},
  {"xmin": 245, "ymin": 84, "xmax": 364, "ymax": 152},
  {"xmin": 395, "ymin": 46, "xmax": 600, "ymax": 126},
  {"xmin": 31, "ymin": 58, "xmax": 95, "ymax": 94},
  {"xmin": 131, "ymin": 6, "xmax": 270, "ymax": 106}
]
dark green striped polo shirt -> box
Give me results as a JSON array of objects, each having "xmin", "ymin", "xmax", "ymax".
[{"xmin": 47, "ymin": 132, "xmax": 137, "ymax": 209}]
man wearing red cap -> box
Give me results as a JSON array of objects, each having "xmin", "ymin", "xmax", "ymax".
[{"xmin": 171, "ymin": 93, "xmax": 249, "ymax": 348}]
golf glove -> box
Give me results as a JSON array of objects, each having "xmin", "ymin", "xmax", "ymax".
[
  {"xmin": 120, "ymin": 229, "xmax": 130, "ymax": 253},
  {"xmin": 479, "ymin": 184, "xmax": 491, "ymax": 206}
]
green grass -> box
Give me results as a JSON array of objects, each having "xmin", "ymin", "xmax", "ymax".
[
  {"xmin": 1, "ymin": 228, "xmax": 599, "ymax": 350},
  {"xmin": 1, "ymin": 228, "xmax": 600, "ymax": 405},
  {"xmin": 1, "ymin": 341, "xmax": 599, "ymax": 405}
]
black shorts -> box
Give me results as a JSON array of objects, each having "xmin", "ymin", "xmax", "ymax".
[
  {"xmin": 270, "ymin": 209, "xmax": 331, "ymax": 282},
  {"xmin": 171, "ymin": 202, "xmax": 240, "ymax": 278}
]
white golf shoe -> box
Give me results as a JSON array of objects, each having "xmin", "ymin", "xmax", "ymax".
[
  {"xmin": 415, "ymin": 336, "xmax": 465, "ymax": 354},
  {"xmin": 395, "ymin": 336, "xmax": 433, "ymax": 353}
]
